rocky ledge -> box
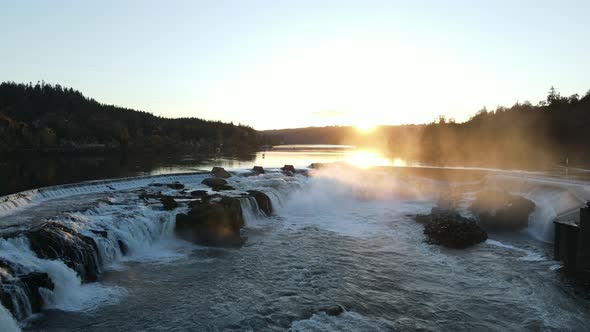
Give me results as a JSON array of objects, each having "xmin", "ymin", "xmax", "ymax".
[{"xmin": 415, "ymin": 207, "xmax": 488, "ymax": 248}]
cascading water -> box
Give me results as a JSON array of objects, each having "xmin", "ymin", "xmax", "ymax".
[
  {"xmin": 0, "ymin": 302, "xmax": 20, "ymax": 332},
  {"xmin": 2, "ymin": 166, "xmax": 590, "ymax": 330},
  {"xmin": 0, "ymin": 170, "xmax": 283, "ymax": 324},
  {"xmin": 481, "ymin": 173, "xmax": 590, "ymax": 242}
]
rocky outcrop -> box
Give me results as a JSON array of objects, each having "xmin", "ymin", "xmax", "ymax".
[
  {"xmin": 470, "ymin": 190, "xmax": 535, "ymax": 231},
  {"xmin": 175, "ymin": 197, "xmax": 245, "ymax": 247},
  {"xmin": 27, "ymin": 222, "xmax": 101, "ymax": 282},
  {"xmin": 247, "ymin": 190, "xmax": 273, "ymax": 215},
  {"xmin": 160, "ymin": 196, "xmax": 178, "ymax": 210},
  {"xmin": 211, "ymin": 167, "xmax": 232, "ymax": 179},
  {"xmin": 0, "ymin": 269, "xmax": 54, "ymax": 320},
  {"xmin": 421, "ymin": 214, "xmax": 488, "ymax": 248},
  {"xmin": 201, "ymin": 178, "xmax": 235, "ymax": 191},
  {"xmin": 309, "ymin": 163, "xmax": 325, "ymax": 169},
  {"xmin": 281, "ymin": 165, "xmax": 295, "ymax": 176},
  {"xmin": 252, "ymin": 166, "xmax": 265, "ymax": 174}
]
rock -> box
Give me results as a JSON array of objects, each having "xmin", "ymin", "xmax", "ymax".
[
  {"xmin": 166, "ymin": 182, "xmax": 184, "ymax": 190},
  {"xmin": 90, "ymin": 229, "xmax": 108, "ymax": 238},
  {"xmin": 470, "ymin": 190, "xmax": 535, "ymax": 231},
  {"xmin": 309, "ymin": 163, "xmax": 325, "ymax": 169},
  {"xmin": 191, "ymin": 190, "xmax": 209, "ymax": 197},
  {"xmin": 211, "ymin": 167, "xmax": 232, "ymax": 178},
  {"xmin": 1, "ymin": 270, "xmax": 55, "ymax": 319},
  {"xmin": 118, "ymin": 239, "xmax": 129, "ymax": 255},
  {"xmin": 422, "ymin": 215, "xmax": 488, "ymax": 248},
  {"xmin": 322, "ymin": 304, "xmax": 345, "ymax": 316},
  {"xmin": 175, "ymin": 197, "xmax": 246, "ymax": 247},
  {"xmin": 247, "ymin": 190, "xmax": 273, "ymax": 215},
  {"xmin": 19, "ymin": 272, "xmax": 54, "ymax": 313},
  {"xmin": 160, "ymin": 196, "xmax": 178, "ymax": 210},
  {"xmin": 27, "ymin": 222, "xmax": 101, "ymax": 282},
  {"xmin": 281, "ymin": 165, "xmax": 296, "ymax": 174},
  {"xmin": 201, "ymin": 177, "xmax": 235, "ymax": 191},
  {"xmin": 252, "ymin": 166, "xmax": 265, "ymax": 174}
]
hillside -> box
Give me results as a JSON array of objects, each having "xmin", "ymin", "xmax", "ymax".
[{"xmin": 0, "ymin": 81, "xmax": 267, "ymax": 154}]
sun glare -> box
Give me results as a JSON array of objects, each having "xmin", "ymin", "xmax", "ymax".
[
  {"xmin": 355, "ymin": 122, "xmax": 377, "ymax": 133},
  {"xmin": 345, "ymin": 150, "xmax": 391, "ymax": 169}
]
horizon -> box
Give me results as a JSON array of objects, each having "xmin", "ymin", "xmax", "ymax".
[{"xmin": 2, "ymin": 1, "xmax": 590, "ymax": 130}]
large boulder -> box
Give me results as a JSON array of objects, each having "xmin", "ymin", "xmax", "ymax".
[
  {"xmin": 470, "ymin": 190, "xmax": 535, "ymax": 231},
  {"xmin": 252, "ymin": 166, "xmax": 265, "ymax": 174},
  {"xmin": 19, "ymin": 272, "xmax": 54, "ymax": 313},
  {"xmin": 247, "ymin": 190, "xmax": 273, "ymax": 215},
  {"xmin": 175, "ymin": 197, "xmax": 246, "ymax": 247},
  {"xmin": 281, "ymin": 165, "xmax": 295, "ymax": 176},
  {"xmin": 211, "ymin": 167, "xmax": 232, "ymax": 179},
  {"xmin": 201, "ymin": 177, "xmax": 235, "ymax": 191},
  {"xmin": 0, "ymin": 269, "xmax": 55, "ymax": 319},
  {"xmin": 27, "ymin": 222, "xmax": 101, "ymax": 282},
  {"xmin": 420, "ymin": 214, "xmax": 488, "ymax": 248}
]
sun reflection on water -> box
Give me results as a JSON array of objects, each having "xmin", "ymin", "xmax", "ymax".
[{"xmin": 345, "ymin": 150, "xmax": 394, "ymax": 169}]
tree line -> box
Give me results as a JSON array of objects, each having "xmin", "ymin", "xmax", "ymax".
[
  {"xmin": 0, "ymin": 81, "xmax": 268, "ymax": 154},
  {"xmin": 264, "ymin": 87, "xmax": 590, "ymax": 168}
]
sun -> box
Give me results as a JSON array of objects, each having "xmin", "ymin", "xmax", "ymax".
[{"xmin": 354, "ymin": 120, "xmax": 377, "ymax": 133}]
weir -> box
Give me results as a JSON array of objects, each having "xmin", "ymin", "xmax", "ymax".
[
  {"xmin": 2, "ymin": 165, "xmax": 590, "ymax": 325},
  {"xmin": 0, "ymin": 168, "xmax": 281, "ymax": 323}
]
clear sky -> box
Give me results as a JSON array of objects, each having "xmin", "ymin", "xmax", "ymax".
[{"xmin": 1, "ymin": 0, "xmax": 589, "ymax": 130}]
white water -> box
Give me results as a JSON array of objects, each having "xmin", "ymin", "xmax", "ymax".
[
  {"xmin": 0, "ymin": 172, "xmax": 209, "ymax": 217},
  {"xmin": 0, "ymin": 303, "xmax": 20, "ymax": 332},
  {"xmin": 481, "ymin": 173, "xmax": 590, "ymax": 242},
  {"xmin": 2, "ymin": 165, "xmax": 590, "ymax": 330}
]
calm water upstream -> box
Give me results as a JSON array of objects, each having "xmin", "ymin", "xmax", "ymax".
[{"xmin": 1, "ymin": 146, "xmax": 590, "ymax": 331}]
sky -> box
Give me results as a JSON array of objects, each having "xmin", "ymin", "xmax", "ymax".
[{"xmin": 1, "ymin": 0, "xmax": 589, "ymax": 130}]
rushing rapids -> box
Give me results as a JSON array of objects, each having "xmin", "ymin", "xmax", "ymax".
[{"xmin": 1, "ymin": 164, "xmax": 590, "ymax": 330}]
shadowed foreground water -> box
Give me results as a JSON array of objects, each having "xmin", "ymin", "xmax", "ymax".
[{"xmin": 15, "ymin": 169, "xmax": 590, "ymax": 331}]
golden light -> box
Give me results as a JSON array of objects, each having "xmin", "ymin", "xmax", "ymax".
[
  {"xmin": 355, "ymin": 122, "xmax": 377, "ymax": 133},
  {"xmin": 345, "ymin": 150, "xmax": 391, "ymax": 169}
]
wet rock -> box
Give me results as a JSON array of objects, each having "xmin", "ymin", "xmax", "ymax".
[
  {"xmin": 90, "ymin": 229, "xmax": 108, "ymax": 238},
  {"xmin": 19, "ymin": 272, "xmax": 54, "ymax": 313},
  {"xmin": 309, "ymin": 163, "xmax": 325, "ymax": 169},
  {"xmin": 175, "ymin": 197, "xmax": 245, "ymax": 247},
  {"xmin": 118, "ymin": 239, "xmax": 129, "ymax": 255},
  {"xmin": 281, "ymin": 165, "xmax": 296, "ymax": 175},
  {"xmin": 252, "ymin": 166, "xmax": 265, "ymax": 174},
  {"xmin": 166, "ymin": 182, "xmax": 184, "ymax": 190},
  {"xmin": 422, "ymin": 215, "xmax": 488, "ymax": 248},
  {"xmin": 321, "ymin": 304, "xmax": 345, "ymax": 316},
  {"xmin": 191, "ymin": 190, "xmax": 209, "ymax": 197},
  {"xmin": 160, "ymin": 196, "xmax": 178, "ymax": 210},
  {"xmin": 27, "ymin": 222, "xmax": 101, "ymax": 282},
  {"xmin": 247, "ymin": 190, "xmax": 273, "ymax": 215},
  {"xmin": 211, "ymin": 167, "xmax": 232, "ymax": 179},
  {"xmin": 0, "ymin": 271, "xmax": 54, "ymax": 319},
  {"xmin": 201, "ymin": 178, "xmax": 235, "ymax": 191},
  {"xmin": 470, "ymin": 190, "xmax": 535, "ymax": 231}
]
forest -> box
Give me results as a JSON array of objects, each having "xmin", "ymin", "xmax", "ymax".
[
  {"xmin": 264, "ymin": 87, "xmax": 590, "ymax": 168},
  {"xmin": 0, "ymin": 81, "xmax": 267, "ymax": 154}
]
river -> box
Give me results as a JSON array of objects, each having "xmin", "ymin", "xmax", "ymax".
[{"xmin": 1, "ymin": 146, "xmax": 590, "ymax": 331}]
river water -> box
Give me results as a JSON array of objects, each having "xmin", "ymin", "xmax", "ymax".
[{"xmin": 2, "ymin": 146, "xmax": 590, "ymax": 331}]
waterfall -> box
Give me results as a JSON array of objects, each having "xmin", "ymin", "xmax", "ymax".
[
  {"xmin": 0, "ymin": 303, "xmax": 20, "ymax": 332},
  {"xmin": 482, "ymin": 173, "xmax": 590, "ymax": 242},
  {"xmin": 0, "ymin": 172, "xmax": 209, "ymax": 217},
  {"xmin": 0, "ymin": 169, "xmax": 291, "ymax": 322}
]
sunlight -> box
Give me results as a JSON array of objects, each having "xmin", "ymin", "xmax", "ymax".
[
  {"xmin": 355, "ymin": 122, "xmax": 377, "ymax": 133},
  {"xmin": 345, "ymin": 150, "xmax": 391, "ymax": 169}
]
